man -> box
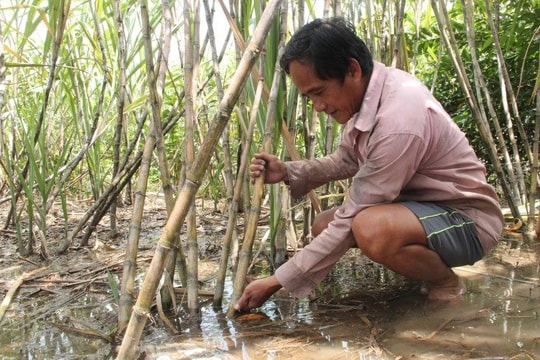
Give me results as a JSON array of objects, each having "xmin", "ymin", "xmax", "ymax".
[{"xmin": 234, "ymin": 18, "xmax": 503, "ymax": 311}]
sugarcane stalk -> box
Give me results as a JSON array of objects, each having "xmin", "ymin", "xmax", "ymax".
[
  {"xmin": 117, "ymin": 135, "xmax": 155, "ymax": 330},
  {"xmin": 159, "ymin": 0, "xmax": 189, "ymax": 311},
  {"xmin": 218, "ymin": 0, "xmax": 322, "ymax": 214},
  {"xmin": 118, "ymin": 0, "xmax": 177, "ymax": 329},
  {"xmin": 213, "ymin": 63, "xmax": 264, "ymax": 309},
  {"xmin": 183, "ymin": 0, "xmax": 201, "ymax": 314},
  {"xmin": 226, "ymin": 46, "xmax": 283, "ymax": 317},
  {"xmin": 116, "ymin": 2, "xmax": 282, "ymax": 358},
  {"xmin": 532, "ymin": 86, "xmax": 540, "ymax": 235},
  {"xmin": 109, "ymin": 0, "xmax": 126, "ymax": 239}
]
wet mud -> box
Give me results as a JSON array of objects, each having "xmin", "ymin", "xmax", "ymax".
[{"xmin": 1, "ymin": 232, "xmax": 539, "ymax": 359}]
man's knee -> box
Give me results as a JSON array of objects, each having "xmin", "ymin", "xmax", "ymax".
[
  {"xmin": 352, "ymin": 210, "xmax": 389, "ymax": 262},
  {"xmin": 311, "ymin": 208, "xmax": 337, "ymax": 237}
]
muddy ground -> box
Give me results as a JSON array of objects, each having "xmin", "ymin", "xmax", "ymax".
[{"xmin": 0, "ymin": 194, "xmax": 539, "ymax": 360}]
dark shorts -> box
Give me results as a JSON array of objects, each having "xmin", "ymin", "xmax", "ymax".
[{"xmin": 402, "ymin": 201, "xmax": 484, "ymax": 267}]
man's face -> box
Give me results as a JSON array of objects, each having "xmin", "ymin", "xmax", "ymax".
[{"xmin": 288, "ymin": 59, "xmax": 364, "ymax": 124}]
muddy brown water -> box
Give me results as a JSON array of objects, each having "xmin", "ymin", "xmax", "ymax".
[{"xmin": 1, "ymin": 232, "xmax": 539, "ymax": 360}]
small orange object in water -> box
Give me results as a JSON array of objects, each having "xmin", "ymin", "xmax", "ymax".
[
  {"xmin": 504, "ymin": 218, "xmax": 523, "ymax": 232},
  {"xmin": 234, "ymin": 312, "xmax": 269, "ymax": 321}
]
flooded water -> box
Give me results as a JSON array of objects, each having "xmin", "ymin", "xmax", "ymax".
[{"xmin": 1, "ymin": 233, "xmax": 539, "ymax": 359}]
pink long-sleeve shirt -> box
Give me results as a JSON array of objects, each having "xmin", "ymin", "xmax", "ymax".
[{"xmin": 275, "ymin": 62, "xmax": 504, "ymax": 298}]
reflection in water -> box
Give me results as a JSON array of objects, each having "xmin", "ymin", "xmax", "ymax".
[{"xmin": 2, "ymin": 294, "xmax": 117, "ymax": 359}]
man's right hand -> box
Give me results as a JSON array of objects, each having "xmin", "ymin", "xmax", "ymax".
[
  {"xmin": 233, "ymin": 275, "xmax": 283, "ymax": 312},
  {"xmin": 249, "ymin": 152, "xmax": 288, "ymax": 184}
]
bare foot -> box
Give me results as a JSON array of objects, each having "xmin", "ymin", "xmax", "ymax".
[{"xmin": 425, "ymin": 276, "xmax": 466, "ymax": 303}]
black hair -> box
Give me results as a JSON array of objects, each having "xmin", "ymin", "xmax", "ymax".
[{"xmin": 280, "ymin": 17, "xmax": 374, "ymax": 82}]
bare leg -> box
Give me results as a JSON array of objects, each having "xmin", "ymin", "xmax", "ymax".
[
  {"xmin": 312, "ymin": 208, "xmax": 338, "ymax": 237},
  {"xmin": 351, "ymin": 204, "xmax": 465, "ymax": 302}
]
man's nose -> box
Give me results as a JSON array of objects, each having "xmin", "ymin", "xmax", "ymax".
[{"xmin": 313, "ymin": 99, "xmax": 327, "ymax": 112}]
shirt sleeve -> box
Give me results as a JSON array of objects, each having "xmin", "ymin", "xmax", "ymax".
[
  {"xmin": 275, "ymin": 133, "xmax": 426, "ymax": 298},
  {"xmin": 285, "ymin": 133, "xmax": 359, "ymax": 199}
]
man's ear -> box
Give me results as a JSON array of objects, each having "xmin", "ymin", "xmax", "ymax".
[{"xmin": 348, "ymin": 58, "xmax": 363, "ymax": 79}]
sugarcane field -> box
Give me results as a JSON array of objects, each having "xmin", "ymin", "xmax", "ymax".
[{"xmin": 0, "ymin": 1, "xmax": 539, "ymax": 359}]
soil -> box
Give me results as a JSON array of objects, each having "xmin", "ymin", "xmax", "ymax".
[{"xmin": 1, "ymin": 194, "xmax": 539, "ymax": 360}]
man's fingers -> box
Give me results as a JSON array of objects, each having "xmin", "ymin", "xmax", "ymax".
[
  {"xmin": 250, "ymin": 160, "xmax": 266, "ymax": 173},
  {"xmin": 234, "ymin": 295, "xmax": 246, "ymax": 311},
  {"xmin": 234, "ymin": 296, "xmax": 252, "ymax": 312}
]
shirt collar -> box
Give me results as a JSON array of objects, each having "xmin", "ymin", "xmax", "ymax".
[{"xmin": 350, "ymin": 61, "xmax": 388, "ymax": 133}]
